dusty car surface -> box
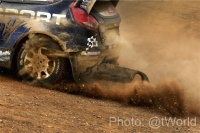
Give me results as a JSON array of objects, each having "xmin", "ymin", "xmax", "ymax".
[{"xmin": 0, "ymin": 0, "xmax": 148, "ymax": 87}]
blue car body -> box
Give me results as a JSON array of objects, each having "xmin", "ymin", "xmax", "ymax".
[
  {"xmin": 0, "ymin": 0, "xmax": 149, "ymax": 86},
  {"xmin": 0, "ymin": 0, "xmax": 93, "ymax": 67}
]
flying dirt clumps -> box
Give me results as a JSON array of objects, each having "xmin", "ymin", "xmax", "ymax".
[{"xmin": 78, "ymin": 79, "xmax": 187, "ymax": 116}]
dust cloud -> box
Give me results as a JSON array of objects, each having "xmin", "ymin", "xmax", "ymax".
[
  {"xmin": 52, "ymin": 1, "xmax": 200, "ymax": 116},
  {"xmin": 62, "ymin": 1, "xmax": 200, "ymax": 116},
  {"xmin": 78, "ymin": 79, "xmax": 185, "ymax": 116},
  {"xmin": 115, "ymin": 1, "xmax": 200, "ymax": 116}
]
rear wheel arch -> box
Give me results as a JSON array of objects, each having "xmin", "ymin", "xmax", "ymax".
[
  {"xmin": 12, "ymin": 32, "xmax": 66, "ymax": 67},
  {"xmin": 14, "ymin": 32, "xmax": 65, "ymax": 52}
]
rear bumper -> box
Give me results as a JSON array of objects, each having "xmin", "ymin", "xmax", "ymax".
[{"xmin": 68, "ymin": 52, "xmax": 149, "ymax": 86}]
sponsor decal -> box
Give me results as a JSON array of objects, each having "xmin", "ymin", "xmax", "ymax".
[
  {"xmin": 86, "ymin": 36, "xmax": 98, "ymax": 50},
  {"xmin": 0, "ymin": 50, "xmax": 11, "ymax": 56},
  {"xmin": 81, "ymin": 36, "xmax": 100, "ymax": 56},
  {"xmin": 0, "ymin": 50, "xmax": 11, "ymax": 61},
  {"xmin": 0, "ymin": 7, "xmax": 66, "ymax": 25},
  {"xmin": 81, "ymin": 51, "xmax": 100, "ymax": 56},
  {"xmin": 86, "ymin": 51, "xmax": 100, "ymax": 55}
]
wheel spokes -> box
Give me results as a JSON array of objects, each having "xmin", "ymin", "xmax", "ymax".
[{"xmin": 22, "ymin": 47, "xmax": 56, "ymax": 80}]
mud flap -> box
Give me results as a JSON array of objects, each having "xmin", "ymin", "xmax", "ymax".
[{"xmin": 69, "ymin": 53, "xmax": 149, "ymax": 86}]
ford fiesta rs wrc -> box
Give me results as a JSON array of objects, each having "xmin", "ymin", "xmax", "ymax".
[{"xmin": 0, "ymin": 0, "xmax": 149, "ymax": 87}]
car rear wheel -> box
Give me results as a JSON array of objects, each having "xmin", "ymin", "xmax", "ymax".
[{"xmin": 17, "ymin": 34, "xmax": 66, "ymax": 86}]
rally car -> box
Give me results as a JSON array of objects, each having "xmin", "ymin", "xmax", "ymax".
[{"xmin": 0, "ymin": 0, "xmax": 148, "ymax": 87}]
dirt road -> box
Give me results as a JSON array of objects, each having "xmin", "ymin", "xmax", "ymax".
[{"xmin": 1, "ymin": 1, "xmax": 200, "ymax": 132}]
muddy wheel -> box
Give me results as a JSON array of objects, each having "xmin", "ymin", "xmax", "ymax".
[{"xmin": 17, "ymin": 34, "xmax": 66, "ymax": 86}]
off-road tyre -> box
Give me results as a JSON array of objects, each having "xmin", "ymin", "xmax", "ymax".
[{"xmin": 17, "ymin": 34, "xmax": 66, "ymax": 86}]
